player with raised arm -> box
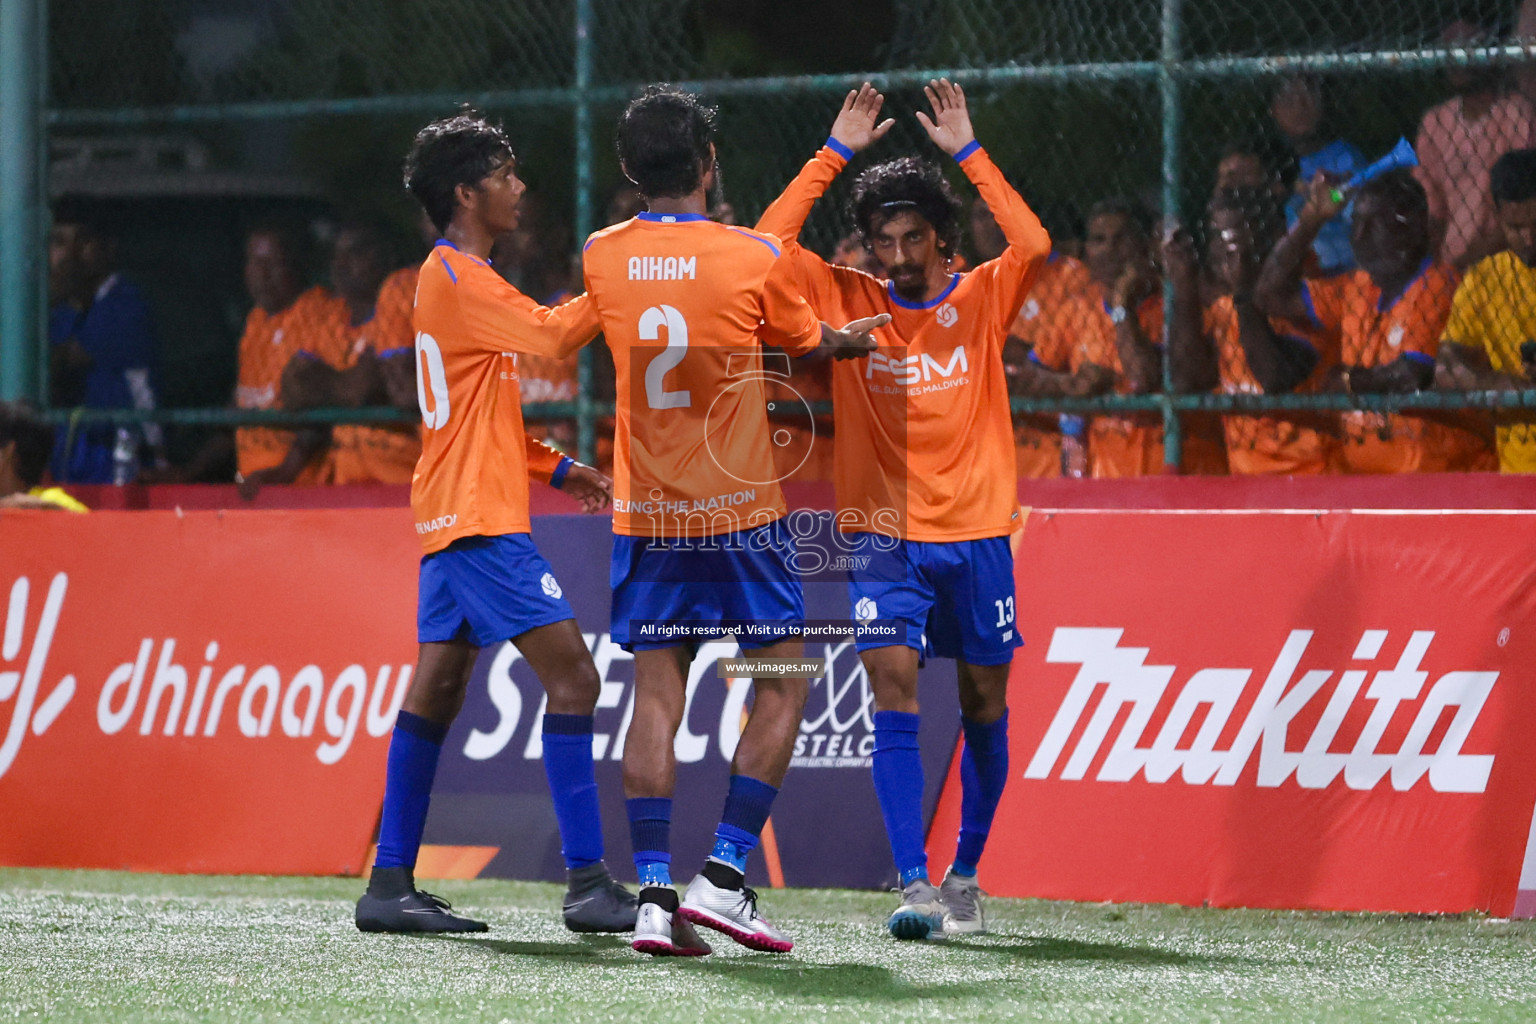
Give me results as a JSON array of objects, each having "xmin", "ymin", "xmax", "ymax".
[
  {"xmin": 582, "ymin": 86, "xmax": 888, "ymax": 957},
  {"xmin": 354, "ymin": 113, "xmax": 637, "ymax": 936},
  {"xmin": 756, "ymin": 81, "xmax": 1051, "ymax": 939}
]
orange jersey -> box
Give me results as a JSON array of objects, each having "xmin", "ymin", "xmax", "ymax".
[
  {"xmin": 1008, "ymin": 255, "xmax": 1093, "ymax": 479},
  {"xmin": 411, "ymin": 240, "xmax": 601, "ymax": 553},
  {"xmin": 234, "ymin": 286, "xmax": 343, "ymax": 482},
  {"xmin": 1303, "ymin": 262, "xmax": 1494, "ymax": 473},
  {"xmin": 767, "ymin": 350, "xmax": 834, "ymax": 483},
  {"xmin": 333, "ymin": 266, "xmax": 424, "ymax": 485},
  {"xmin": 757, "ymin": 144, "xmax": 1049, "ymax": 540},
  {"xmin": 1205, "ymin": 296, "xmax": 1341, "ymax": 476},
  {"xmin": 582, "ymin": 213, "xmax": 823, "ymax": 538},
  {"xmin": 1036, "ymin": 285, "xmax": 1226, "ymax": 477}
]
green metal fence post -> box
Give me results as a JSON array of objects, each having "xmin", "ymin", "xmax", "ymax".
[
  {"xmin": 0, "ymin": 0, "xmax": 45, "ymax": 403},
  {"xmin": 1159, "ymin": 0, "xmax": 1185, "ymax": 473},
  {"xmin": 573, "ymin": 0, "xmax": 598, "ymax": 467}
]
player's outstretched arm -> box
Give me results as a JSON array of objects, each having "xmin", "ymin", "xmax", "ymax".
[
  {"xmin": 817, "ymin": 313, "xmax": 891, "ymax": 360},
  {"xmin": 524, "ymin": 436, "xmax": 612, "ymax": 513},
  {"xmin": 460, "ymin": 275, "xmax": 602, "ymax": 360},
  {"xmin": 830, "ymin": 82, "xmax": 896, "ymax": 155},
  {"xmin": 755, "ymin": 85, "xmax": 888, "ymax": 247}
]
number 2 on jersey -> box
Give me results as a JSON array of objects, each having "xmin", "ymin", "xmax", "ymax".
[
  {"xmin": 641, "ymin": 304, "xmax": 690, "ymax": 410},
  {"xmin": 415, "ymin": 331, "xmax": 450, "ymax": 429}
]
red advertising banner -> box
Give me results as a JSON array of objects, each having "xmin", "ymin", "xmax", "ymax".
[
  {"xmin": 927, "ymin": 509, "xmax": 1536, "ymax": 917},
  {"xmin": 0, "ymin": 509, "xmax": 419, "ymax": 875}
]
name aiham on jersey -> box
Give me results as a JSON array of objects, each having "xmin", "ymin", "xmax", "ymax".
[
  {"xmin": 1024, "ymin": 627, "xmax": 1497, "ymax": 794},
  {"xmin": 628, "ymin": 256, "xmax": 697, "ymax": 281}
]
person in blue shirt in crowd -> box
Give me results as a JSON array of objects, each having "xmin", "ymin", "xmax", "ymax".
[
  {"xmin": 47, "ymin": 197, "xmax": 163, "ymax": 483},
  {"xmin": 1270, "ymin": 74, "xmax": 1365, "ymax": 272}
]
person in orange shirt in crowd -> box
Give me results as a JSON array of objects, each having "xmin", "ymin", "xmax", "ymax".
[
  {"xmin": 355, "ymin": 111, "xmax": 631, "ymax": 937},
  {"xmin": 1032, "ymin": 199, "xmax": 1227, "ymax": 476},
  {"xmin": 1256, "ymin": 169, "xmax": 1495, "ymax": 472},
  {"xmin": 978, "ymin": 199, "xmax": 1107, "ymax": 477},
  {"xmin": 297, "ymin": 221, "xmax": 425, "ymax": 485},
  {"xmin": 1168, "ymin": 187, "xmax": 1343, "ymax": 475},
  {"xmin": 231, "ymin": 223, "xmax": 341, "ymax": 494}
]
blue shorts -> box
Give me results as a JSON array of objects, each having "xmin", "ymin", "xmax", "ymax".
[
  {"xmin": 418, "ymin": 534, "xmax": 575, "ymax": 647},
  {"xmin": 611, "ymin": 519, "xmax": 805, "ymax": 652},
  {"xmin": 847, "ymin": 534, "xmax": 1021, "ymax": 666}
]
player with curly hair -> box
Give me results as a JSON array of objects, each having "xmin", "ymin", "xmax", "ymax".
[{"xmin": 757, "ymin": 80, "xmax": 1052, "ymax": 940}]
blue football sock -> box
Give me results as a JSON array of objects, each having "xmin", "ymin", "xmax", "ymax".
[
  {"xmin": 953, "ymin": 711, "xmax": 1010, "ymax": 877},
  {"xmin": 626, "ymin": 797, "xmax": 673, "ymax": 888},
  {"xmin": 541, "ymin": 713, "xmax": 604, "ymax": 871},
  {"xmin": 709, "ymin": 775, "xmax": 778, "ymax": 873},
  {"xmin": 373, "ymin": 711, "xmax": 448, "ymax": 871},
  {"xmin": 872, "ymin": 710, "xmax": 928, "ymax": 888}
]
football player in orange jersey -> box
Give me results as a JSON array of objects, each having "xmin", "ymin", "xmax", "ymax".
[
  {"xmin": 757, "ymin": 81, "xmax": 1052, "ymax": 939},
  {"xmin": 583, "ymin": 87, "xmax": 885, "ymax": 958},
  {"xmin": 355, "ymin": 113, "xmax": 635, "ymax": 937}
]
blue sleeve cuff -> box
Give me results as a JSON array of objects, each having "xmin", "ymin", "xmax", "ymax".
[
  {"xmin": 549, "ymin": 456, "xmax": 575, "ymax": 489},
  {"xmin": 1402, "ymin": 351, "xmax": 1435, "ymax": 366},
  {"xmin": 378, "ymin": 346, "xmax": 412, "ymax": 358},
  {"xmin": 953, "ymin": 140, "xmax": 982, "ymax": 163},
  {"xmin": 825, "ymin": 136, "xmax": 855, "ymax": 161}
]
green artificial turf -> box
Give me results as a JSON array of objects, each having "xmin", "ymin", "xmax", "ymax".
[{"xmin": 1, "ymin": 868, "xmax": 1531, "ymax": 1023}]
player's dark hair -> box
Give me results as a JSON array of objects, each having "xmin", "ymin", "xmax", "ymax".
[
  {"xmin": 403, "ymin": 111, "xmax": 514, "ymax": 235},
  {"xmin": 850, "ymin": 157, "xmax": 963, "ymax": 255},
  {"xmin": 1356, "ymin": 167, "xmax": 1428, "ymax": 219},
  {"xmin": 615, "ymin": 85, "xmax": 717, "ymax": 200},
  {"xmin": 1085, "ymin": 197, "xmax": 1152, "ymax": 238},
  {"xmin": 0, "ymin": 401, "xmax": 54, "ymax": 489},
  {"xmin": 1491, "ymin": 148, "xmax": 1536, "ymax": 206},
  {"xmin": 1208, "ymin": 186, "xmax": 1286, "ymax": 252}
]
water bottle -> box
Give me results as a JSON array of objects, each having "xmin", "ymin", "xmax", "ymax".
[
  {"xmin": 111, "ymin": 427, "xmax": 139, "ymax": 486},
  {"xmin": 1059, "ymin": 414, "xmax": 1088, "ymax": 479}
]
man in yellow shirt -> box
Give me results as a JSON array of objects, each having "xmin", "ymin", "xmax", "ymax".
[
  {"xmin": 0, "ymin": 402, "xmax": 88, "ymax": 512},
  {"xmin": 1438, "ymin": 148, "xmax": 1536, "ymax": 472}
]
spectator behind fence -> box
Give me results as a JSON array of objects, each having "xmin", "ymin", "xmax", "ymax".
[
  {"xmin": 268, "ymin": 220, "xmax": 411, "ymax": 489},
  {"xmin": 1168, "ymin": 188, "xmax": 1342, "ymax": 475},
  {"xmin": 1437, "ymin": 148, "xmax": 1536, "ymax": 473},
  {"xmin": 232, "ymin": 224, "xmax": 341, "ymax": 495},
  {"xmin": 326, "ymin": 221, "xmax": 422, "ymax": 485},
  {"xmin": 227, "ymin": 222, "xmax": 336, "ymax": 488},
  {"xmin": 1270, "ymin": 74, "xmax": 1364, "ymax": 272},
  {"xmin": 0, "ymin": 402, "xmax": 87, "ymax": 512},
  {"xmin": 47, "ymin": 197, "xmax": 164, "ymax": 483},
  {"xmin": 1030, "ymin": 199, "xmax": 1226, "ymax": 476},
  {"xmin": 981, "ymin": 197, "xmax": 1104, "ymax": 478},
  {"xmin": 1416, "ymin": 20, "xmax": 1536, "ymax": 269},
  {"xmin": 1257, "ymin": 168, "xmax": 1495, "ymax": 473},
  {"xmin": 492, "ymin": 206, "xmax": 582, "ymax": 455}
]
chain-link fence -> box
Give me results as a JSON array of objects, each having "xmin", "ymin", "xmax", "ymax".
[{"xmin": 11, "ymin": 0, "xmax": 1536, "ymax": 481}]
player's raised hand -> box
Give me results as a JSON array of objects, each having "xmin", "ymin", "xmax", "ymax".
[
  {"xmin": 830, "ymin": 82, "xmax": 896, "ymax": 154},
  {"xmin": 559, "ymin": 462, "xmax": 613, "ymax": 514},
  {"xmin": 915, "ymin": 78, "xmax": 976, "ymax": 157},
  {"xmin": 822, "ymin": 313, "xmax": 891, "ymax": 360}
]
